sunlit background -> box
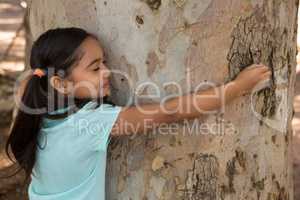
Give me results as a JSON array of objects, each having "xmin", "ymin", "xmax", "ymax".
[
  {"xmin": 0, "ymin": 0, "xmax": 25, "ymax": 74},
  {"xmin": 0, "ymin": 0, "xmax": 26, "ymax": 199}
]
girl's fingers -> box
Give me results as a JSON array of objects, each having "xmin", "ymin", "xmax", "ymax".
[
  {"xmin": 257, "ymin": 65, "xmax": 269, "ymax": 72},
  {"xmin": 263, "ymin": 71, "xmax": 272, "ymax": 76},
  {"xmin": 261, "ymin": 71, "xmax": 272, "ymax": 80},
  {"xmin": 247, "ymin": 64, "xmax": 269, "ymax": 72},
  {"xmin": 255, "ymin": 64, "xmax": 268, "ymax": 69},
  {"xmin": 246, "ymin": 64, "xmax": 262, "ymax": 70},
  {"xmin": 254, "ymin": 65, "xmax": 270, "ymax": 74},
  {"xmin": 259, "ymin": 68, "xmax": 270, "ymax": 74}
]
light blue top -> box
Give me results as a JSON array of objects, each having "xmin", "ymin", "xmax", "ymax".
[{"xmin": 28, "ymin": 101, "xmax": 122, "ymax": 200}]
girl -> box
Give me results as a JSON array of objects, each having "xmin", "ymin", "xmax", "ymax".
[{"xmin": 5, "ymin": 27, "xmax": 271, "ymax": 200}]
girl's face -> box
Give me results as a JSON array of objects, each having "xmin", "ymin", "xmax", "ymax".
[{"xmin": 52, "ymin": 36, "xmax": 112, "ymax": 99}]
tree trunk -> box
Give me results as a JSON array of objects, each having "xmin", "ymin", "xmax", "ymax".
[{"xmin": 28, "ymin": 0, "xmax": 298, "ymax": 199}]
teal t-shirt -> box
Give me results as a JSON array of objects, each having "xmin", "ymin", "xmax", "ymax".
[{"xmin": 28, "ymin": 101, "xmax": 122, "ymax": 200}]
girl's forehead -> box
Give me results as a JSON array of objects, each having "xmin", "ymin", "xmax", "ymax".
[
  {"xmin": 81, "ymin": 37, "xmax": 104, "ymax": 57},
  {"xmin": 77, "ymin": 37, "xmax": 104, "ymax": 65}
]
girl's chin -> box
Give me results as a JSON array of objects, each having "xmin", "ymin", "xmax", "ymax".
[
  {"xmin": 98, "ymin": 89, "xmax": 110, "ymax": 98},
  {"xmin": 106, "ymin": 89, "xmax": 111, "ymax": 96}
]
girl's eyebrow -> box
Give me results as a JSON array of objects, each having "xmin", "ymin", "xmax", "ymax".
[
  {"xmin": 85, "ymin": 50, "xmax": 105, "ymax": 68},
  {"xmin": 85, "ymin": 58, "xmax": 102, "ymax": 68}
]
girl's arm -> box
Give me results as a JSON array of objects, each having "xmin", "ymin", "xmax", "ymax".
[{"xmin": 111, "ymin": 64, "xmax": 271, "ymax": 136}]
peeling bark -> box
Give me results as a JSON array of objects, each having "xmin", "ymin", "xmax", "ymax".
[
  {"xmin": 227, "ymin": 6, "xmax": 285, "ymax": 118},
  {"xmin": 184, "ymin": 154, "xmax": 218, "ymax": 200}
]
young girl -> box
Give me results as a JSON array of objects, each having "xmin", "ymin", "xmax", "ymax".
[{"xmin": 5, "ymin": 27, "xmax": 271, "ymax": 200}]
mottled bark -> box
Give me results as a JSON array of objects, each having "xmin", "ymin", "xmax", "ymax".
[{"xmin": 28, "ymin": 0, "xmax": 298, "ymax": 199}]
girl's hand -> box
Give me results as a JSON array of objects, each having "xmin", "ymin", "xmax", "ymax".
[{"xmin": 233, "ymin": 63, "xmax": 272, "ymax": 96}]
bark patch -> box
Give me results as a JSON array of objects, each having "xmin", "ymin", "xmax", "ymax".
[
  {"xmin": 141, "ymin": 0, "xmax": 161, "ymax": 11},
  {"xmin": 184, "ymin": 154, "xmax": 218, "ymax": 200},
  {"xmin": 146, "ymin": 51, "xmax": 159, "ymax": 77},
  {"xmin": 226, "ymin": 7, "xmax": 280, "ymax": 118},
  {"xmin": 222, "ymin": 149, "xmax": 247, "ymax": 196}
]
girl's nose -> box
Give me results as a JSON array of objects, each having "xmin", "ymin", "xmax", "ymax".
[{"xmin": 102, "ymin": 64, "xmax": 111, "ymax": 78}]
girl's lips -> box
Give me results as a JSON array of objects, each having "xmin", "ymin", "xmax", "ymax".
[{"xmin": 103, "ymin": 82, "xmax": 110, "ymax": 88}]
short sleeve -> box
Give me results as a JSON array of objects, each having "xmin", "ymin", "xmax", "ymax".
[{"xmin": 74, "ymin": 102, "xmax": 122, "ymax": 151}]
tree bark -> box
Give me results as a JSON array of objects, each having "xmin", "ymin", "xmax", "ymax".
[{"xmin": 28, "ymin": 0, "xmax": 298, "ymax": 199}]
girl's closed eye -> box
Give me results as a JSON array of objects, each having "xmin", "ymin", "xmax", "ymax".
[
  {"xmin": 92, "ymin": 60, "xmax": 107, "ymax": 71},
  {"xmin": 93, "ymin": 66, "xmax": 100, "ymax": 71}
]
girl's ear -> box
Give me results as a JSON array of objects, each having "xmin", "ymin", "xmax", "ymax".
[{"xmin": 50, "ymin": 76, "xmax": 73, "ymax": 95}]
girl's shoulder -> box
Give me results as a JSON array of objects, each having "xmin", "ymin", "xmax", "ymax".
[{"xmin": 42, "ymin": 101, "xmax": 121, "ymax": 131}]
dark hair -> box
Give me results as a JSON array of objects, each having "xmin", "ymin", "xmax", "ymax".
[{"xmin": 4, "ymin": 27, "xmax": 102, "ymax": 183}]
